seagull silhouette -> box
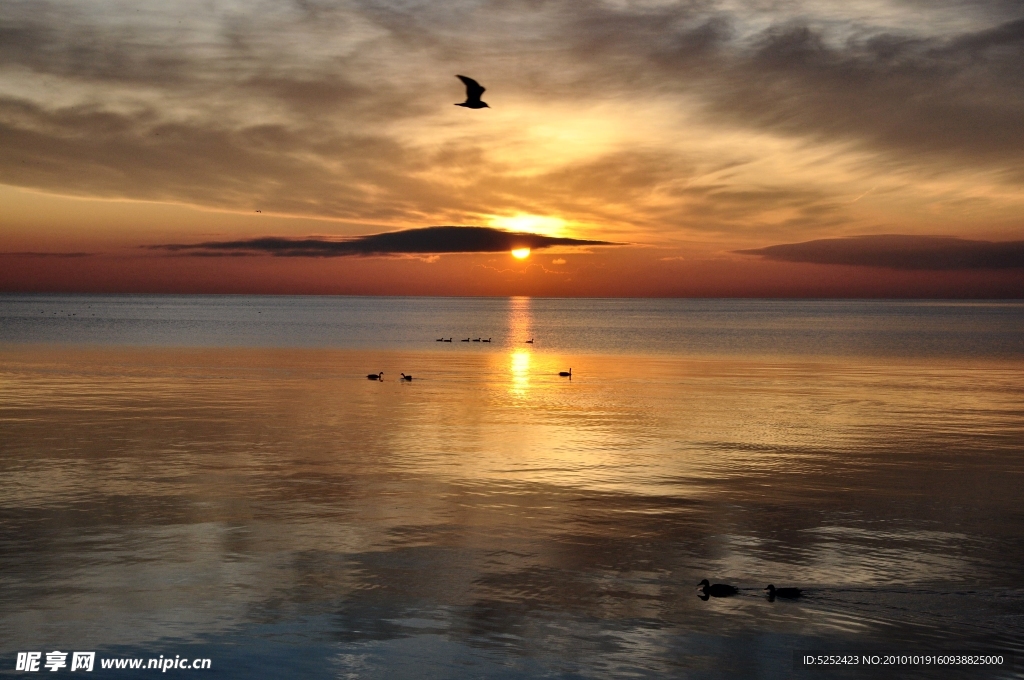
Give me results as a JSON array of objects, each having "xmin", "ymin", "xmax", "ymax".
[{"xmin": 455, "ymin": 75, "xmax": 489, "ymax": 109}]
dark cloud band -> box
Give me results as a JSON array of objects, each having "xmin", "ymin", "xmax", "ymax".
[
  {"xmin": 737, "ymin": 235, "xmax": 1024, "ymax": 270},
  {"xmin": 151, "ymin": 226, "xmax": 616, "ymax": 257}
]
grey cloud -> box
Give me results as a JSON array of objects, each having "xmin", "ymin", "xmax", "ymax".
[
  {"xmin": 150, "ymin": 226, "xmax": 617, "ymax": 257},
  {"xmin": 435, "ymin": 2, "xmax": 1024, "ymax": 175},
  {"xmin": 0, "ymin": 4, "xmax": 190, "ymax": 85},
  {"xmin": 1, "ymin": 0, "xmax": 1023, "ymax": 230},
  {"xmin": 0, "ymin": 95, "xmax": 431, "ymax": 220},
  {"xmin": 0, "ymin": 2, "xmax": 424, "ymax": 121},
  {"xmin": 737, "ymin": 235, "xmax": 1024, "ymax": 270},
  {"xmin": 714, "ymin": 18, "xmax": 1024, "ymax": 171},
  {"xmin": 509, "ymin": 1, "xmax": 1024, "ymax": 173}
]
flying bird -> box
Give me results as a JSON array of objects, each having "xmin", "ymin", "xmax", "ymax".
[{"xmin": 455, "ymin": 75, "xmax": 489, "ymax": 109}]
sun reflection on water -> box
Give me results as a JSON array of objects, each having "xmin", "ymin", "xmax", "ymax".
[
  {"xmin": 509, "ymin": 349, "xmax": 531, "ymax": 398},
  {"xmin": 506, "ymin": 297, "xmax": 533, "ymax": 399}
]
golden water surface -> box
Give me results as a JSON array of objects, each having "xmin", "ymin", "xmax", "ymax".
[{"xmin": 2, "ymin": 341, "xmax": 1023, "ymax": 677}]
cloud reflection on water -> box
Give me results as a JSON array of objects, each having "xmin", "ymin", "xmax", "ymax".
[{"xmin": 1, "ymin": 345, "xmax": 1023, "ymax": 674}]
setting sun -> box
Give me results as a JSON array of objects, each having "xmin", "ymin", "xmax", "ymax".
[{"xmin": 511, "ymin": 248, "xmax": 531, "ymax": 259}]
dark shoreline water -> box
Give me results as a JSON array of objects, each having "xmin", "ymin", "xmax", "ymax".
[
  {"xmin": 2, "ymin": 294, "xmax": 1023, "ymax": 359},
  {"xmin": 1, "ymin": 297, "xmax": 1023, "ymax": 678}
]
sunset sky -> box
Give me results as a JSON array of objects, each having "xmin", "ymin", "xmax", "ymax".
[{"xmin": 1, "ymin": 0, "xmax": 1022, "ymax": 296}]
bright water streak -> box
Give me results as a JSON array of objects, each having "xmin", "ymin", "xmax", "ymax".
[{"xmin": 1, "ymin": 296, "xmax": 1023, "ymax": 679}]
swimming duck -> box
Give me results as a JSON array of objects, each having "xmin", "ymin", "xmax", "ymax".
[
  {"xmin": 698, "ymin": 579, "xmax": 738, "ymax": 598},
  {"xmin": 400, "ymin": 373, "xmax": 413, "ymax": 381},
  {"xmin": 558, "ymin": 369, "xmax": 572, "ymax": 377},
  {"xmin": 764, "ymin": 584, "xmax": 801, "ymax": 600},
  {"xmin": 367, "ymin": 372, "xmax": 383, "ymax": 380}
]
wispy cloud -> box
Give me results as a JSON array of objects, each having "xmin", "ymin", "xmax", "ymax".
[
  {"xmin": 150, "ymin": 226, "xmax": 617, "ymax": 257},
  {"xmin": 737, "ymin": 235, "xmax": 1024, "ymax": 270},
  {"xmin": 1, "ymin": 0, "xmax": 1022, "ymax": 244}
]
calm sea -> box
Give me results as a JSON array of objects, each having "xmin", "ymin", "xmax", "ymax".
[{"xmin": 2, "ymin": 295, "xmax": 1023, "ymax": 679}]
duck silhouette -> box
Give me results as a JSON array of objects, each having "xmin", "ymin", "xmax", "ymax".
[
  {"xmin": 525, "ymin": 338, "xmax": 534, "ymax": 344},
  {"xmin": 482, "ymin": 338, "xmax": 491, "ymax": 342},
  {"xmin": 455, "ymin": 75, "xmax": 489, "ymax": 109},
  {"xmin": 764, "ymin": 584, "xmax": 801, "ymax": 600},
  {"xmin": 697, "ymin": 579, "xmax": 738, "ymax": 598},
  {"xmin": 400, "ymin": 373, "xmax": 413, "ymax": 382},
  {"xmin": 559, "ymin": 369, "xmax": 572, "ymax": 377},
  {"xmin": 444, "ymin": 338, "xmax": 453, "ymax": 342},
  {"xmin": 461, "ymin": 337, "xmax": 470, "ymax": 342},
  {"xmin": 436, "ymin": 337, "xmax": 444, "ymax": 342},
  {"xmin": 473, "ymin": 338, "xmax": 481, "ymax": 342},
  {"xmin": 367, "ymin": 372, "xmax": 383, "ymax": 381}
]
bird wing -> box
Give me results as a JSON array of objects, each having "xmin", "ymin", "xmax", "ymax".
[{"xmin": 456, "ymin": 75, "xmax": 485, "ymax": 100}]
